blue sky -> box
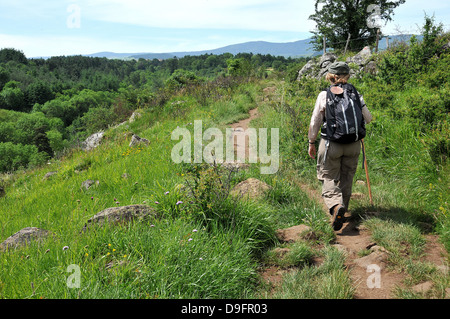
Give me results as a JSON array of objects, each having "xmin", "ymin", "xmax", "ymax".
[{"xmin": 0, "ymin": 0, "xmax": 449, "ymax": 58}]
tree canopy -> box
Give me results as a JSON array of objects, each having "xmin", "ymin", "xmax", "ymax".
[{"xmin": 309, "ymin": 0, "xmax": 406, "ymax": 51}]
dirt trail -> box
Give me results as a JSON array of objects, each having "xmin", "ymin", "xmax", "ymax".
[
  {"xmin": 225, "ymin": 108, "xmax": 259, "ymax": 165},
  {"xmin": 230, "ymin": 87, "xmax": 449, "ymax": 299}
]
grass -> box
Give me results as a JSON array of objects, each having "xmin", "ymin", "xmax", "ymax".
[
  {"xmin": 270, "ymin": 246, "xmax": 354, "ymax": 299},
  {"xmin": 1, "ymin": 58, "xmax": 449, "ymax": 299}
]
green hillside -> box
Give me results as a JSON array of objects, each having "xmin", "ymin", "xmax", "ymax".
[{"xmin": 0, "ymin": 22, "xmax": 449, "ymax": 300}]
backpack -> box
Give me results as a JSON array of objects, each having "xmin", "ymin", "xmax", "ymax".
[{"xmin": 321, "ymin": 83, "xmax": 366, "ymax": 144}]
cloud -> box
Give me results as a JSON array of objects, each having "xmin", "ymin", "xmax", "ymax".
[
  {"xmin": 83, "ymin": 0, "xmax": 316, "ymax": 32},
  {"xmin": 0, "ymin": 33, "xmax": 134, "ymax": 57}
]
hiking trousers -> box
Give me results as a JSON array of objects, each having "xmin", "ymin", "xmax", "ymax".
[{"xmin": 316, "ymin": 139, "xmax": 361, "ymax": 213}]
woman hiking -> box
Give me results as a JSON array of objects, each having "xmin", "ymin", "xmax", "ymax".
[{"xmin": 308, "ymin": 61, "xmax": 373, "ymax": 231}]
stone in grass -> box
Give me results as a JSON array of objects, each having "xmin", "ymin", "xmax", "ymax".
[
  {"xmin": 0, "ymin": 227, "xmax": 53, "ymax": 251},
  {"xmin": 129, "ymin": 134, "xmax": 149, "ymax": 147},
  {"xmin": 80, "ymin": 179, "xmax": 100, "ymax": 190},
  {"xmin": 230, "ymin": 178, "xmax": 272, "ymax": 200},
  {"xmin": 81, "ymin": 205, "xmax": 158, "ymax": 232}
]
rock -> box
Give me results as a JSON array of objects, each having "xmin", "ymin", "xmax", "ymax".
[
  {"xmin": 129, "ymin": 134, "xmax": 149, "ymax": 147},
  {"xmin": 353, "ymin": 250, "xmax": 388, "ymax": 270},
  {"xmin": 346, "ymin": 46, "xmax": 372, "ymax": 66},
  {"xmin": 43, "ymin": 171, "xmax": 57, "ymax": 180},
  {"xmin": 81, "ymin": 205, "xmax": 158, "ymax": 232},
  {"xmin": 129, "ymin": 111, "xmax": 142, "ymax": 123},
  {"xmin": 298, "ymin": 48, "xmax": 374, "ymax": 80},
  {"xmin": 412, "ymin": 281, "xmax": 434, "ymax": 294},
  {"xmin": 81, "ymin": 179, "xmax": 99, "ymax": 190},
  {"xmin": 82, "ymin": 132, "xmax": 104, "ymax": 151},
  {"xmin": 276, "ymin": 224, "xmax": 313, "ymax": 243},
  {"xmin": 0, "ymin": 227, "xmax": 52, "ymax": 251},
  {"xmin": 297, "ymin": 59, "xmax": 317, "ymax": 79},
  {"xmin": 230, "ymin": 178, "xmax": 271, "ymax": 200}
]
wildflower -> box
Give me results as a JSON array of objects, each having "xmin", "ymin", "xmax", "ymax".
[
  {"xmin": 123, "ymin": 254, "xmax": 127, "ymax": 258},
  {"xmin": 165, "ymin": 191, "xmax": 169, "ymax": 195},
  {"xmin": 85, "ymin": 253, "xmax": 89, "ymax": 257},
  {"xmin": 150, "ymin": 224, "xmax": 155, "ymax": 227},
  {"xmin": 176, "ymin": 201, "xmax": 183, "ymax": 205},
  {"xmin": 63, "ymin": 246, "xmax": 69, "ymax": 251},
  {"xmin": 188, "ymin": 238, "xmax": 193, "ymax": 242},
  {"xmin": 199, "ymin": 257, "xmax": 203, "ymax": 261},
  {"xmin": 108, "ymin": 243, "xmax": 111, "ymax": 247},
  {"xmin": 155, "ymin": 201, "xmax": 159, "ymax": 204},
  {"xmin": 113, "ymin": 249, "xmax": 116, "ymax": 252},
  {"xmin": 116, "ymin": 201, "xmax": 120, "ymax": 205},
  {"xmin": 193, "ymin": 229, "xmax": 198, "ymax": 232},
  {"xmin": 91, "ymin": 197, "xmax": 94, "ymax": 200}
]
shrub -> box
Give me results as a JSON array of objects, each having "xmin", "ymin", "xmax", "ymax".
[{"xmin": 0, "ymin": 142, "xmax": 45, "ymax": 172}]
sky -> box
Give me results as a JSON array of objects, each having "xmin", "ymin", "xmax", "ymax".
[{"xmin": 0, "ymin": 0, "xmax": 449, "ymax": 58}]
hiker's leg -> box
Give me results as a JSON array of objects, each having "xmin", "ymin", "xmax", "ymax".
[
  {"xmin": 339, "ymin": 141, "xmax": 361, "ymax": 210},
  {"xmin": 317, "ymin": 139, "xmax": 344, "ymax": 213}
]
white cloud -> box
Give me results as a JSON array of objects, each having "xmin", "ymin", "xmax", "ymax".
[
  {"xmin": 0, "ymin": 33, "xmax": 138, "ymax": 57},
  {"xmin": 83, "ymin": 0, "xmax": 317, "ymax": 32}
]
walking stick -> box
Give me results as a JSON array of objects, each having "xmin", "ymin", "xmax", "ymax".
[{"xmin": 361, "ymin": 139, "xmax": 374, "ymax": 205}]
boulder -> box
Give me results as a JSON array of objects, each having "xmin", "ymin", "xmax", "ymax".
[
  {"xmin": 0, "ymin": 227, "xmax": 52, "ymax": 251},
  {"xmin": 230, "ymin": 178, "xmax": 271, "ymax": 200},
  {"xmin": 129, "ymin": 111, "xmax": 142, "ymax": 123},
  {"xmin": 353, "ymin": 250, "xmax": 388, "ymax": 270},
  {"xmin": 43, "ymin": 171, "xmax": 57, "ymax": 180},
  {"xmin": 298, "ymin": 47, "xmax": 374, "ymax": 80},
  {"xmin": 81, "ymin": 179, "xmax": 100, "ymax": 190},
  {"xmin": 297, "ymin": 59, "xmax": 317, "ymax": 79},
  {"xmin": 81, "ymin": 205, "xmax": 158, "ymax": 232},
  {"xmin": 346, "ymin": 46, "xmax": 372, "ymax": 66},
  {"xmin": 82, "ymin": 132, "xmax": 104, "ymax": 151},
  {"xmin": 129, "ymin": 134, "xmax": 149, "ymax": 147}
]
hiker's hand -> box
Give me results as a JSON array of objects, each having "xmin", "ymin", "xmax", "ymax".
[{"xmin": 308, "ymin": 144, "xmax": 316, "ymax": 159}]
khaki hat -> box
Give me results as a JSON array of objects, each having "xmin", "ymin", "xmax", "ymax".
[{"xmin": 329, "ymin": 62, "xmax": 350, "ymax": 75}]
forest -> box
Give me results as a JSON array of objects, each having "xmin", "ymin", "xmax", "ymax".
[{"xmin": 0, "ymin": 49, "xmax": 307, "ymax": 172}]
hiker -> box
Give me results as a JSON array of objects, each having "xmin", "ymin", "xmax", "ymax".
[{"xmin": 307, "ymin": 61, "xmax": 372, "ymax": 231}]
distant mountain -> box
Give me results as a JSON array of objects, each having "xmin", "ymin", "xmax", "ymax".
[
  {"xmin": 85, "ymin": 38, "xmax": 320, "ymax": 60},
  {"xmin": 84, "ymin": 34, "xmax": 419, "ymax": 60}
]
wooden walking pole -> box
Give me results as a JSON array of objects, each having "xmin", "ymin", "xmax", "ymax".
[{"xmin": 361, "ymin": 139, "xmax": 374, "ymax": 205}]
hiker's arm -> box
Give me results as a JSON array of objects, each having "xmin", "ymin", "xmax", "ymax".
[
  {"xmin": 308, "ymin": 91, "xmax": 326, "ymax": 143},
  {"xmin": 360, "ymin": 95, "xmax": 373, "ymax": 124},
  {"xmin": 308, "ymin": 92, "xmax": 326, "ymax": 159}
]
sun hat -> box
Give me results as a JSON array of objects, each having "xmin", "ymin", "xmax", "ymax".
[{"xmin": 328, "ymin": 61, "xmax": 350, "ymax": 75}]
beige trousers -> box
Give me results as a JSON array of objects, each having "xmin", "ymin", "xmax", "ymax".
[{"xmin": 316, "ymin": 139, "xmax": 361, "ymax": 213}]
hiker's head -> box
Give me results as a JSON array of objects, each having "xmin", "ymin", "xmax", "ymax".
[{"xmin": 326, "ymin": 62, "xmax": 350, "ymax": 84}]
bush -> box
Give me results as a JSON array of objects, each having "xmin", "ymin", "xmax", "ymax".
[{"xmin": 0, "ymin": 142, "xmax": 45, "ymax": 172}]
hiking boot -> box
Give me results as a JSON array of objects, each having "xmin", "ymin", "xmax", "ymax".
[{"xmin": 331, "ymin": 204, "xmax": 346, "ymax": 231}]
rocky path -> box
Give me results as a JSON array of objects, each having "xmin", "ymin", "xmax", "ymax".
[{"xmin": 231, "ymin": 87, "xmax": 449, "ymax": 299}]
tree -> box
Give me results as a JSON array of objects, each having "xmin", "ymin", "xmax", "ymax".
[
  {"xmin": 0, "ymin": 48, "xmax": 28, "ymax": 64},
  {"xmin": 309, "ymin": 0, "xmax": 405, "ymax": 52},
  {"xmin": 0, "ymin": 67, "xmax": 10, "ymax": 90}
]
